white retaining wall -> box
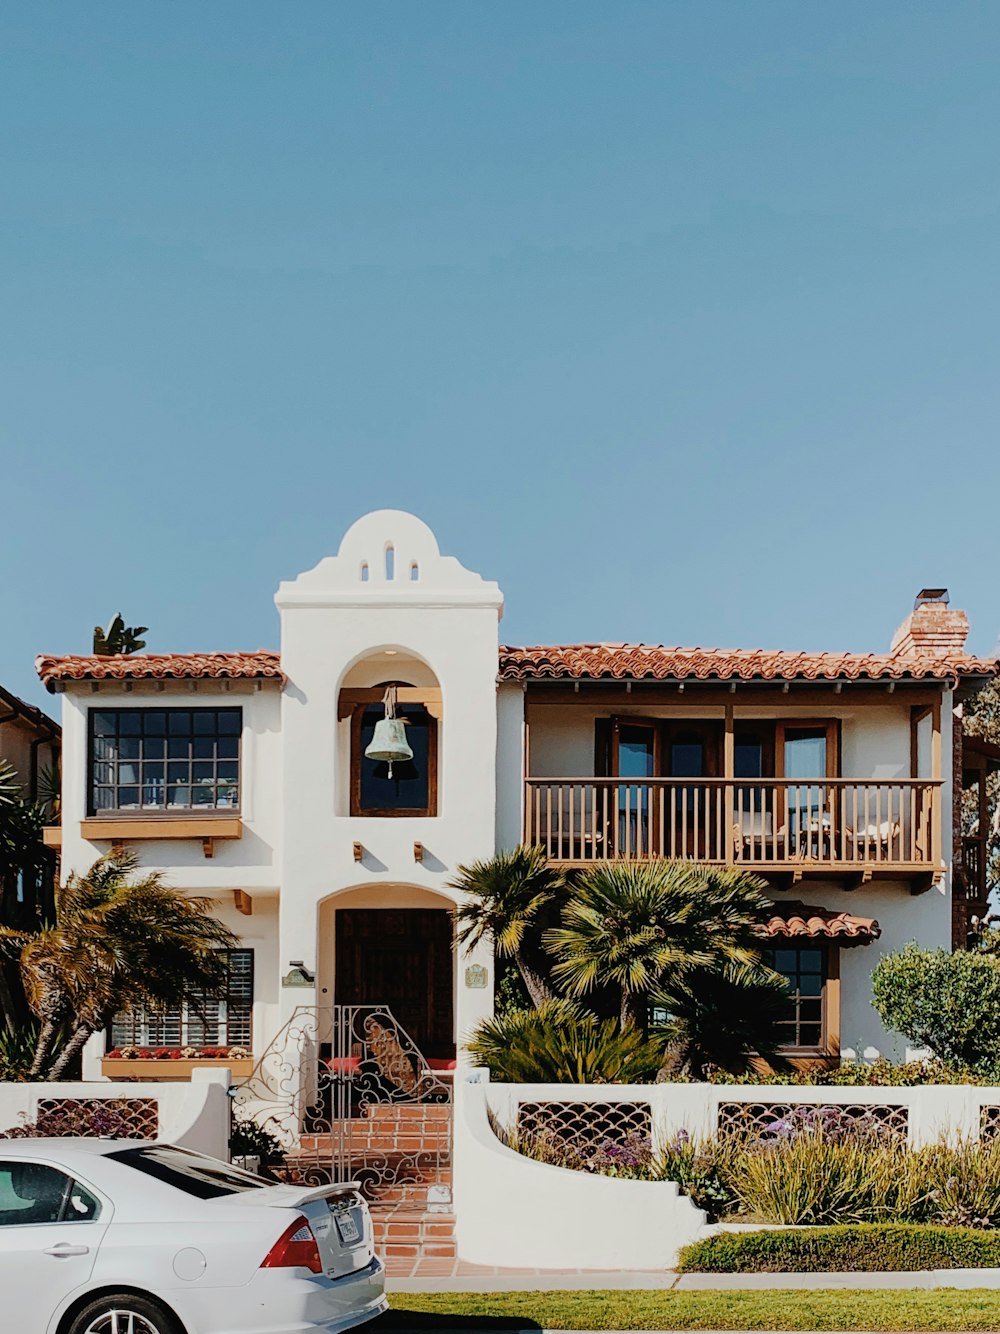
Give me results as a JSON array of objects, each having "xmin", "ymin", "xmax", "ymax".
[
  {"xmin": 0, "ymin": 1067, "xmax": 232, "ymax": 1158},
  {"xmin": 454, "ymin": 1071, "xmax": 707, "ymax": 1270},
  {"xmin": 455, "ymin": 1075, "xmax": 1000, "ymax": 1270},
  {"xmin": 482, "ymin": 1079, "xmax": 1000, "ymax": 1149}
]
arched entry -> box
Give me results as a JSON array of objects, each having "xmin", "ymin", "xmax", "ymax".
[{"xmin": 320, "ymin": 885, "xmax": 456, "ymax": 1062}]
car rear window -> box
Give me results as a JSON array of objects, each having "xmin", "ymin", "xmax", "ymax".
[{"xmin": 109, "ymin": 1146, "xmax": 268, "ymax": 1200}]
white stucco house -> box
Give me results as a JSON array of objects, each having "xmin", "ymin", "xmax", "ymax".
[{"xmin": 35, "ymin": 509, "xmax": 999, "ymax": 1081}]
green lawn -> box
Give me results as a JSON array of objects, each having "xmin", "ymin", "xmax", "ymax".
[{"xmin": 378, "ymin": 1288, "xmax": 1000, "ymax": 1331}]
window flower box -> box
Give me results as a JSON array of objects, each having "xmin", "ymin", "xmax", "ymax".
[{"xmin": 101, "ymin": 1046, "xmax": 254, "ymax": 1082}]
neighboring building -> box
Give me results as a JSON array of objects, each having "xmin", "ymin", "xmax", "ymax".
[
  {"xmin": 35, "ymin": 511, "xmax": 999, "ymax": 1075},
  {"xmin": 0, "ymin": 684, "xmax": 60, "ymax": 926},
  {"xmin": 0, "ymin": 683, "xmax": 59, "ymax": 800}
]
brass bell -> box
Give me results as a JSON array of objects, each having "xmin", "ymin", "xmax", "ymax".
[{"xmin": 365, "ymin": 684, "xmax": 413, "ymax": 778}]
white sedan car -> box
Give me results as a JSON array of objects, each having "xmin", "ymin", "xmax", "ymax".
[{"xmin": 0, "ymin": 1139, "xmax": 388, "ymax": 1334}]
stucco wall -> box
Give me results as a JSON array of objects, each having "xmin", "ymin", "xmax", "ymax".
[{"xmin": 57, "ymin": 682, "xmax": 283, "ymax": 890}]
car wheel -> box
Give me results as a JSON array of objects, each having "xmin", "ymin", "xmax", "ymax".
[{"xmin": 67, "ymin": 1292, "xmax": 180, "ymax": 1334}]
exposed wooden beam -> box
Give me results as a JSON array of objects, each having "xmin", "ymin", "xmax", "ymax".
[{"xmin": 233, "ymin": 889, "xmax": 253, "ymax": 916}]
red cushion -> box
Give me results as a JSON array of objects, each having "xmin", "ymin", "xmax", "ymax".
[
  {"xmin": 326, "ymin": 1056, "xmax": 361, "ymax": 1074},
  {"xmin": 427, "ymin": 1058, "xmax": 456, "ymax": 1071}
]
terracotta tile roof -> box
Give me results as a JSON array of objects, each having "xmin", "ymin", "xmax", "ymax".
[
  {"xmin": 758, "ymin": 902, "xmax": 880, "ymax": 944},
  {"xmin": 36, "ymin": 652, "xmax": 283, "ymax": 691},
  {"xmin": 497, "ymin": 643, "xmax": 998, "ymax": 684},
  {"xmin": 35, "ymin": 641, "xmax": 1000, "ymax": 692}
]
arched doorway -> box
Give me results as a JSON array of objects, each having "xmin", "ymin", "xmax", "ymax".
[{"xmin": 320, "ymin": 886, "xmax": 456, "ymax": 1061}]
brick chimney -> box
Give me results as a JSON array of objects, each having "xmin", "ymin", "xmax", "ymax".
[{"xmin": 890, "ymin": 588, "xmax": 969, "ymax": 658}]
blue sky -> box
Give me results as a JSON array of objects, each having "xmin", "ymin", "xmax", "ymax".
[{"xmin": 3, "ymin": 3, "xmax": 999, "ymax": 710}]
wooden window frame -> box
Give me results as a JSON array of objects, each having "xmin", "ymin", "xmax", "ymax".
[
  {"xmin": 87, "ymin": 706, "xmax": 242, "ymax": 819},
  {"xmin": 350, "ymin": 704, "xmax": 439, "ymax": 818},
  {"xmin": 766, "ymin": 942, "xmax": 840, "ymax": 1058}
]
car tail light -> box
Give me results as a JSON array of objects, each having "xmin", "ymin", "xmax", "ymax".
[{"xmin": 261, "ymin": 1216, "xmax": 323, "ymax": 1274}]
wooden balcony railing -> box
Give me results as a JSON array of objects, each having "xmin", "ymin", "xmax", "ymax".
[
  {"xmin": 525, "ymin": 777, "xmax": 942, "ymax": 876},
  {"xmin": 961, "ymin": 834, "xmax": 988, "ymax": 901}
]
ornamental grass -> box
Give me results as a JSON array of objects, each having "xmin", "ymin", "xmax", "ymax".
[{"xmin": 498, "ymin": 1109, "xmax": 1000, "ymax": 1228}]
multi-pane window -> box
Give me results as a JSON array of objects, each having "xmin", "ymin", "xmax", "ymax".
[
  {"xmin": 765, "ymin": 945, "xmax": 826, "ymax": 1049},
  {"xmin": 90, "ymin": 709, "xmax": 241, "ymax": 815},
  {"xmin": 112, "ymin": 950, "xmax": 254, "ymax": 1050}
]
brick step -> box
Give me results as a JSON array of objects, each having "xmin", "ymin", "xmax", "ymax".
[
  {"xmin": 364, "ymin": 1104, "xmax": 451, "ymax": 1123},
  {"xmin": 371, "ymin": 1209, "xmax": 456, "ymax": 1260},
  {"xmin": 365, "ymin": 1178, "xmax": 452, "ymax": 1205},
  {"xmin": 300, "ymin": 1133, "xmax": 450, "ymax": 1153}
]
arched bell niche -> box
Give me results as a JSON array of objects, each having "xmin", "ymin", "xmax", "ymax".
[{"xmin": 335, "ymin": 651, "xmax": 443, "ymax": 817}]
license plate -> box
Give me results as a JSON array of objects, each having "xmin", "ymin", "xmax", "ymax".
[{"xmin": 335, "ymin": 1211, "xmax": 360, "ymax": 1244}]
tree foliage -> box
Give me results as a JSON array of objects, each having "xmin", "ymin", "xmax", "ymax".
[
  {"xmin": 466, "ymin": 999, "xmax": 668, "ymax": 1083},
  {"xmin": 0, "ymin": 848, "xmax": 237, "ymax": 1080},
  {"xmin": 0, "ymin": 763, "xmax": 54, "ymax": 1037},
  {"xmin": 872, "ymin": 943, "xmax": 1000, "ymax": 1076},
  {"xmin": 655, "ymin": 962, "xmax": 792, "ymax": 1079},
  {"xmin": 544, "ymin": 860, "xmax": 774, "ymax": 1030},
  {"xmin": 963, "ymin": 677, "xmax": 1000, "ymax": 901},
  {"xmin": 452, "ymin": 845, "xmax": 564, "ymax": 1007},
  {"xmin": 92, "ymin": 613, "xmax": 148, "ymax": 656}
]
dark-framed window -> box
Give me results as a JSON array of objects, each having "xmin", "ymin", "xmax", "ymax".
[
  {"xmin": 89, "ymin": 708, "xmax": 241, "ymax": 815},
  {"xmin": 351, "ymin": 701, "xmax": 438, "ymax": 817},
  {"xmin": 111, "ymin": 949, "xmax": 253, "ymax": 1049},
  {"xmin": 764, "ymin": 944, "xmax": 826, "ymax": 1050}
]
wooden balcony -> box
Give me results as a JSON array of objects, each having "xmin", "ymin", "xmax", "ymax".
[
  {"xmin": 960, "ymin": 834, "xmax": 988, "ymax": 903},
  {"xmin": 524, "ymin": 777, "xmax": 944, "ymax": 890}
]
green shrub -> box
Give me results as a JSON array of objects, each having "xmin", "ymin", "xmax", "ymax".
[
  {"xmin": 872, "ymin": 945, "xmax": 1000, "ymax": 1078},
  {"xmin": 678, "ymin": 1223, "xmax": 1000, "ymax": 1272},
  {"xmin": 466, "ymin": 1000, "xmax": 667, "ymax": 1082},
  {"xmin": 229, "ymin": 1117, "xmax": 286, "ymax": 1166},
  {"xmin": 654, "ymin": 1132, "xmax": 739, "ymax": 1218}
]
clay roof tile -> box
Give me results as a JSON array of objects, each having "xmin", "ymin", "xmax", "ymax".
[
  {"xmin": 757, "ymin": 902, "xmax": 880, "ymax": 944},
  {"xmin": 35, "ymin": 652, "xmax": 283, "ymax": 691}
]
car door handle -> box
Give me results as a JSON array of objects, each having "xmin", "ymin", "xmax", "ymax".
[{"xmin": 44, "ymin": 1243, "xmax": 89, "ymax": 1258}]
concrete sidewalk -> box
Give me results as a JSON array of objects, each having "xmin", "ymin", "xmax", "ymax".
[{"xmin": 387, "ymin": 1266, "xmax": 1000, "ymax": 1293}]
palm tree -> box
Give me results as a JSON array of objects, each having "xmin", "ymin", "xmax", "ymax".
[
  {"xmin": 0, "ymin": 762, "xmax": 50, "ymax": 1036},
  {"xmin": 0, "ymin": 848, "xmax": 237, "ymax": 1079},
  {"xmin": 451, "ymin": 845, "xmax": 565, "ymax": 1008},
  {"xmin": 466, "ymin": 999, "xmax": 668, "ymax": 1083},
  {"xmin": 544, "ymin": 860, "xmax": 774, "ymax": 1031},
  {"xmin": 654, "ymin": 961, "xmax": 792, "ymax": 1079}
]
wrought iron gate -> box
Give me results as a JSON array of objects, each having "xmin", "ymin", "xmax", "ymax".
[{"xmin": 232, "ymin": 1005, "xmax": 452, "ymax": 1204}]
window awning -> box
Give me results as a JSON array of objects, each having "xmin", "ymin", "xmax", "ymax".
[{"xmin": 757, "ymin": 902, "xmax": 880, "ymax": 946}]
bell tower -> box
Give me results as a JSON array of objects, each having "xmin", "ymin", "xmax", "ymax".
[{"xmin": 273, "ymin": 511, "xmax": 504, "ymax": 1050}]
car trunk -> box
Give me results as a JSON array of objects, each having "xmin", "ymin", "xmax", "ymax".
[{"xmin": 213, "ymin": 1180, "xmax": 373, "ymax": 1279}]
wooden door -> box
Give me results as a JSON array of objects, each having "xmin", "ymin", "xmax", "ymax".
[
  {"xmin": 610, "ymin": 719, "xmax": 661, "ymax": 856},
  {"xmin": 663, "ymin": 721, "xmax": 722, "ymax": 858},
  {"xmin": 335, "ymin": 909, "xmax": 454, "ymax": 1058}
]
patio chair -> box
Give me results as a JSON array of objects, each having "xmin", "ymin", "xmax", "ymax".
[
  {"xmin": 733, "ymin": 810, "xmax": 787, "ymax": 860},
  {"xmin": 845, "ymin": 819, "xmax": 900, "ymax": 860}
]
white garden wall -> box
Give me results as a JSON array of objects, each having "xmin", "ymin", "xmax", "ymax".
[
  {"xmin": 454, "ymin": 1071, "xmax": 706, "ymax": 1269},
  {"xmin": 454, "ymin": 1075, "xmax": 1000, "ymax": 1269},
  {"xmin": 0, "ymin": 1067, "xmax": 232, "ymax": 1159}
]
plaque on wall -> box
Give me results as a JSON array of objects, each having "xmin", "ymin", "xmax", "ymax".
[{"xmin": 464, "ymin": 964, "xmax": 488, "ymax": 990}]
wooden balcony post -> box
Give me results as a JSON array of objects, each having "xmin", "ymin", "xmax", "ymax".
[
  {"xmin": 931, "ymin": 700, "xmax": 942, "ymax": 866},
  {"xmin": 723, "ymin": 703, "xmax": 735, "ymax": 864}
]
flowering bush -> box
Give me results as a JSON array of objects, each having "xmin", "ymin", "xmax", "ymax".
[
  {"xmin": 499, "ymin": 1111, "xmax": 1000, "ymax": 1227},
  {"xmin": 1, "ymin": 1103, "xmax": 137, "ymax": 1139}
]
